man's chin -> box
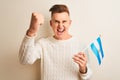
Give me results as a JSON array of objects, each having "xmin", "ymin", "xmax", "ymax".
[{"xmin": 54, "ymin": 35, "xmax": 65, "ymax": 40}]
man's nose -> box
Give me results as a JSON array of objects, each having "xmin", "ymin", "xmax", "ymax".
[{"xmin": 58, "ymin": 23, "xmax": 63, "ymax": 28}]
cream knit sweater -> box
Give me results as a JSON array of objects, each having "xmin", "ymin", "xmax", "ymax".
[{"xmin": 19, "ymin": 35, "xmax": 92, "ymax": 80}]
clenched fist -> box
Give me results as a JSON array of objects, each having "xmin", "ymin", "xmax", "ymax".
[{"xmin": 26, "ymin": 12, "xmax": 44, "ymax": 37}]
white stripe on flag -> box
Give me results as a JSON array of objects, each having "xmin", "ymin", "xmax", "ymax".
[{"xmin": 93, "ymin": 39, "xmax": 103, "ymax": 62}]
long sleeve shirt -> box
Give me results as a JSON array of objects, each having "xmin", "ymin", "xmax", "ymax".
[{"xmin": 19, "ymin": 35, "xmax": 92, "ymax": 80}]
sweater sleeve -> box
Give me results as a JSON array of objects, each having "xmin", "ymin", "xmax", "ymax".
[
  {"xmin": 79, "ymin": 65, "xmax": 92, "ymax": 80},
  {"xmin": 19, "ymin": 35, "xmax": 41, "ymax": 64}
]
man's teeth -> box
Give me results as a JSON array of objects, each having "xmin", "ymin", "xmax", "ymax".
[{"xmin": 57, "ymin": 29, "xmax": 64, "ymax": 32}]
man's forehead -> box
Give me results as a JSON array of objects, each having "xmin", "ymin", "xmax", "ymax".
[
  {"xmin": 51, "ymin": 13, "xmax": 70, "ymax": 20},
  {"xmin": 52, "ymin": 12, "xmax": 69, "ymax": 17}
]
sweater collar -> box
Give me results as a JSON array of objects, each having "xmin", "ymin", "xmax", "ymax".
[{"xmin": 49, "ymin": 35, "xmax": 75, "ymax": 44}]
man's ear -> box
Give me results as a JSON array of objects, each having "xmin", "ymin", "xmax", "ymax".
[
  {"xmin": 69, "ymin": 20, "xmax": 72, "ymax": 25},
  {"xmin": 50, "ymin": 20, "xmax": 52, "ymax": 27}
]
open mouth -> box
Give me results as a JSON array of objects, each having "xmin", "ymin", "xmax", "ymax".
[{"xmin": 57, "ymin": 29, "xmax": 65, "ymax": 33}]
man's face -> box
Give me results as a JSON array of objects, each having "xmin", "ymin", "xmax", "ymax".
[{"xmin": 50, "ymin": 12, "xmax": 71, "ymax": 40}]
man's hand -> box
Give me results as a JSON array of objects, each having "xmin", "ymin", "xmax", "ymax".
[
  {"xmin": 27, "ymin": 12, "xmax": 44, "ymax": 37},
  {"xmin": 73, "ymin": 52, "xmax": 87, "ymax": 74}
]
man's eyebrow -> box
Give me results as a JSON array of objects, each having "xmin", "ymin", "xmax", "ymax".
[
  {"xmin": 63, "ymin": 20, "xmax": 67, "ymax": 22},
  {"xmin": 54, "ymin": 20, "xmax": 59, "ymax": 22}
]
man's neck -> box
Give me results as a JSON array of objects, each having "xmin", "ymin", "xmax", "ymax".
[{"xmin": 53, "ymin": 34, "xmax": 72, "ymax": 40}]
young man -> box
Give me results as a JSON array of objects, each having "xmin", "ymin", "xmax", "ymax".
[{"xmin": 19, "ymin": 4, "xmax": 92, "ymax": 80}]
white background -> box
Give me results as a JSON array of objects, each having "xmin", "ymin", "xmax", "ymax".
[{"xmin": 0, "ymin": 0, "xmax": 120, "ymax": 80}]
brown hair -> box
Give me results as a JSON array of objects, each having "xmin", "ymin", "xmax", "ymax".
[{"xmin": 49, "ymin": 4, "xmax": 70, "ymax": 16}]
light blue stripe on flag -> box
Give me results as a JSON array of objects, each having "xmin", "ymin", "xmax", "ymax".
[
  {"xmin": 90, "ymin": 36, "xmax": 104, "ymax": 65},
  {"xmin": 97, "ymin": 37, "xmax": 104, "ymax": 58}
]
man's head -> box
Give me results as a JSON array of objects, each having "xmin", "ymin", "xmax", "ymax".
[{"xmin": 49, "ymin": 4, "xmax": 72, "ymax": 40}]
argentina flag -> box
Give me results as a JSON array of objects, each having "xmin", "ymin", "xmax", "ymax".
[{"xmin": 90, "ymin": 36, "xmax": 104, "ymax": 65}]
